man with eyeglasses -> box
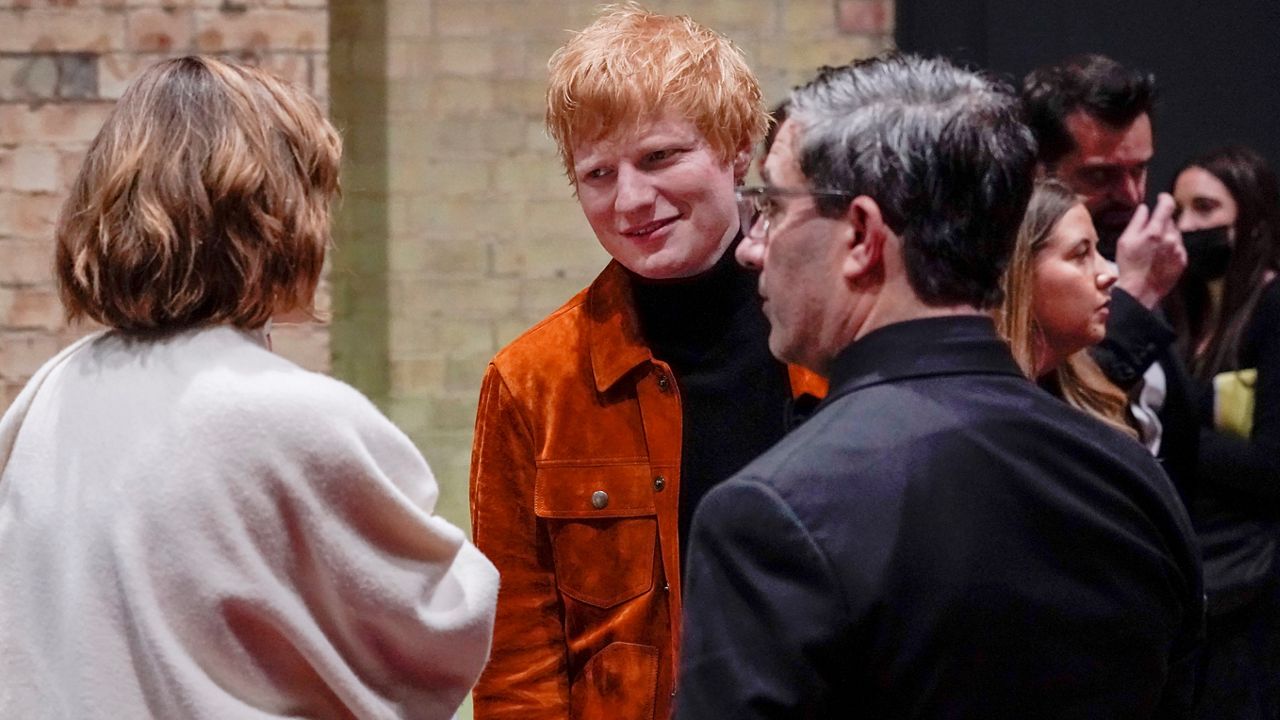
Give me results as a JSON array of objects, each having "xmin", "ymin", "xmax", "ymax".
[
  {"xmin": 468, "ymin": 6, "xmax": 823, "ymax": 719},
  {"xmin": 677, "ymin": 54, "xmax": 1203, "ymax": 718}
]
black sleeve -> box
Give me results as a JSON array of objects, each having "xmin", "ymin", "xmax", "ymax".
[
  {"xmin": 1196, "ymin": 283, "xmax": 1280, "ymax": 501},
  {"xmin": 1091, "ymin": 288, "xmax": 1178, "ymax": 390},
  {"xmin": 675, "ymin": 478, "xmax": 850, "ymax": 719}
]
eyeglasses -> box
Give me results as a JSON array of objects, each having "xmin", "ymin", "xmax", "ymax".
[{"xmin": 735, "ymin": 185, "xmax": 853, "ymax": 239}]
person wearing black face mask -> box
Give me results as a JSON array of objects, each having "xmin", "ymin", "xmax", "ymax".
[
  {"xmin": 1182, "ymin": 225, "xmax": 1233, "ymax": 282},
  {"xmin": 1170, "ymin": 145, "xmax": 1280, "ymax": 720}
]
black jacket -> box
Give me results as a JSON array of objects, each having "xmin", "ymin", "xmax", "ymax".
[
  {"xmin": 1191, "ymin": 279, "xmax": 1280, "ymax": 613},
  {"xmin": 1091, "ymin": 288, "xmax": 1200, "ymax": 504},
  {"xmin": 677, "ymin": 316, "xmax": 1204, "ymax": 719}
]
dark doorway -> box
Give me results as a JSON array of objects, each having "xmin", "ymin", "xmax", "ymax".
[{"xmin": 897, "ymin": 0, "xmax": 1280, "ymax": 194}]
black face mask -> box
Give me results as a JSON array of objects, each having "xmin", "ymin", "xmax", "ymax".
[{"xmin": 1183, "ymin": 225, "xmax": 1233, "ymax": 280}]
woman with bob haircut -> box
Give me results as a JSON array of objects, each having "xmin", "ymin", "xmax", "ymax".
[
  {"xmin": 1168, "ymin": 144, "xmax": 1280, "ymax": 720},
  {"xmin": 469, "ymin": 5, "xmax": 824, "ymax": 719},
  {"xmin": 998, "ymin": 178, "xmax": 1134, "ymax": 437},
  {"xmin": 0, "ymin": 56, "xmax": 497, "ymax": 719}
]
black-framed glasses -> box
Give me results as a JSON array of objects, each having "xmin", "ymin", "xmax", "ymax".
[{"xmin": 735, "ymin": 185, "xmax": 853, "ymax": 239}]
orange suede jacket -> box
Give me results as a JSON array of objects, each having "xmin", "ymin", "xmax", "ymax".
[{"xmin": 470, "ymin": 261, "xmax": 826, "ymax": 720}]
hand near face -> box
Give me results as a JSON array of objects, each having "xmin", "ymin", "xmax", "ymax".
[{"xmin": 1114, "ymin": 192, "xmax": 1187, "ymax": 309}]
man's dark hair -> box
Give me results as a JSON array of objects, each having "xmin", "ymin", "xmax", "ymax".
[
  {"xmin": 1022, "ymin": 54, "xmax": 1156, "ymax": 167},
  {"xmin": 787, "ymin": 53, "xmax": 1036, "ymax": 309},
  {"xmin": 762, "ymin": 99, "xmax": 790, "ymax": 157}
]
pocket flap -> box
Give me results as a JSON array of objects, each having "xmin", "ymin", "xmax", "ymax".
[{"xmin": 534, "ymin": 464, "xmax": 657, "ymax": 518}]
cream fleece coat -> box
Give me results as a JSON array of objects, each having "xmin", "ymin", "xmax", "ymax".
[{"xmin": 0, "ymin": 326, "xmax": 498, "ymax": 719}]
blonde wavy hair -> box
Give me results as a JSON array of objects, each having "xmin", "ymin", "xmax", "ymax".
[
  {"xmin": 55, "ymin": 55, "xmax": 341, "ymax": 332},
  {"xmin": 545, "ymin": 3, "xmax": 768, "ymax": 183},
  {"xmin": 998, "ymin": 179, "xmax": 1136, "ymax": 437}
]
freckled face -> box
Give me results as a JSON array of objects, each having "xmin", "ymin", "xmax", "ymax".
[
  {"xmin": 572, "ymin": 113, "xmax": 746, "ymax": 279},
  {"xmin": 1032, "ymin": 204, "xmax": 1118, "ymax": 368}
]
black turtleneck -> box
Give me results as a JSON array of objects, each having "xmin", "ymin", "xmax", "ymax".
[{"xmin": 630, "ymin": 239, "xmax": 793, "ymax": 562}]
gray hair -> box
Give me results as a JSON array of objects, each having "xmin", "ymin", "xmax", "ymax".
[{"xmin": 787, "ymin": 54, "xmax": 1037, "ymax": 309}]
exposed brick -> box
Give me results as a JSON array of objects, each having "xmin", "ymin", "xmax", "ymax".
[
  {"xmin": 56, "ymin": 53, "xmax": 98, "ymax": 99},
  {"xmin": 393, "ymin": 159, "xmax": 490, "ymax": 197},
  {"xmin": 0, "ymin": 238, "xmax": 55, "ymax": 285},
  {"xmin": 837, "ymin": 0, "xmax": 893, "ymax": 35},
  {"xmin": 126, "ymin": 6, "xmax": 194, "ymax": 52},
  {"xmin": 193, "ymin": 8, "xmax": 326, "ymax": 53},
  {"xmin": 434, "ymin": 38, "xmax": 498, "ymax": 78},
  {"xmin": 308, "ymin": 51, "xmax": 326, "ymax": 104},
  {"xmin": 387, "ymin": 0, "xmax": 432, "ymax": 39},
  {"xmin": 269, "ymin": 320, "xmax": 331, "ymax": 373},
  {"xmin": 425, "ymin": 392, "xmax": 479, "ymax": 432},
  {"xmin": 254, "ymin": 51, "xmax": 311, "ymax": 88},
  {"xmin": 433, "ymin": 1, "xmax": 499, "ymax": 38},
  {"xmin": 519, "ymin": 276, "xmax": 591, "ymax": 320},
  {"xmin": 10, "ymin": 55, "xmax": 59, "ymax": 101},
  {"xmin": 57, "ymin": 147, "xmax": 89, "ymax": 193},
  {"xmin": 757, "ymin": 34, "xmax": 883, "ymax": 76},
  {"xmin": 393, "ymin": 276, "xmax": 521, "ymax": 321},
  {"xmin": 0, "ymin": 9, "xmax": 127, "ymax": 53},
  {"xmin": 0, "ymin": 148, "xmax": 11, "ymax": 193},
  {"xmin": 0, "ymin": 330, "xmax": 60, "ymax": 381},
  {"xmin": 386, "ymin": 234, "xmax": 490, "ymax": 276},
  {"xmin": 3, "ymin": 286, "xmax": 63, "ymax": 331},
  {"xmin": 688, "ymin": 0, "xmax": 780, "ymax": 35},
  {"xmin": 11, "ymin": 146, "xmax": 60, "ymax": 194},
  {"xmin": 390, "ymin": 356, "xmax": 447, "ymax": 397},
  {"xmin": 7, "ymin": 192, "xmax": 64, "ymax": 240},
  {"xmin": 0, "ymin": 103, "xmax": 115, "ymax": 145}
]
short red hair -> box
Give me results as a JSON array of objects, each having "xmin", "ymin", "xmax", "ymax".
[{"xmin": 545, "ymin": 3, "xmax": 768, "ymax": 183}]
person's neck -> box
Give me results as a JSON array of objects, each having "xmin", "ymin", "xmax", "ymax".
[
  {"xmin": 1026, "ymin": 325, "xmax": 1064, "ymax": 379},
  {"xmin": 852, "ymin": 298, "xmax": 985, "ymax": 344},
  {"xmin": 802, "ymin": 291, "xmax": 985, "ymax": 377}
]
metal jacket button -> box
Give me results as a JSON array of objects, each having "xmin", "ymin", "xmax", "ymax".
[
  {"xmin": 656, "ymin": 373, "xmax": 670, "ymax": 392},
  {"xmin": 653, "ymin": 475, "xmax": 666, "ymax": 491},
  {"xmin": 591, "ymin": 490, "xmax": 609, "ymax": 509}
]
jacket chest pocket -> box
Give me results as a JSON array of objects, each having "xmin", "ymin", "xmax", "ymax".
[{"xmin": 535, "ymin": 464, "xmax": 658, "ymax": 609}]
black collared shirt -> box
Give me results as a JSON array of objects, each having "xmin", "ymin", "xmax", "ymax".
[{"xmin": 678, "ymin": 316, "xmax": 1205, "ymax": 719}]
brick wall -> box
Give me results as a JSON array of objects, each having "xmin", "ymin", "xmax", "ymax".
[
  {"xmin": 1, "ymin": 0, "xmax": 892, "ymax": 529},
  {"xmin": 328, "ymin": 0, "xmax": 896, "ymax": 531},
  {"xmin": 0, "ymin": 0, "xmax": 331, "ymax": 410}
]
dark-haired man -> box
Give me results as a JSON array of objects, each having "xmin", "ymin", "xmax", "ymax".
[
  {"xmin": 677, "ymin": 54, "xmax": 1203, "ymax": 719},
  {"xmin": 1023, "ymin": 54, "xmax": 1196, "ymax": 498}
]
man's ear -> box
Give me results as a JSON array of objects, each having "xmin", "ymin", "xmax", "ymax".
[
  {"xmin": 732, "ymin": 142, "xmax": 753, "ymax": 183},
  {"xmin": 841, "ymin": 196, "xmax": 887, "ymax": 282}
]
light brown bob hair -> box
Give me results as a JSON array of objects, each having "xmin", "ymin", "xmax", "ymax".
[
  {"xmin": 998, "ymin": 178, "xmax": 1135, "ymax": 438},
  {"xmin": 55, "ymin": 55, "xmax": 341, "ymax": 332},
  {"xmin": 545, "ymin": 3, "xmax": 768, "ymax": 182}
]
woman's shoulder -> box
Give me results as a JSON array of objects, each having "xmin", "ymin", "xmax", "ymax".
[
  {"xmin": 1246, "ymin": 277, "xmax": 1280, "ymax": 338},
  {"xmin": 168, "ymin": 329, "xmax": 411, "ymax": 455}
]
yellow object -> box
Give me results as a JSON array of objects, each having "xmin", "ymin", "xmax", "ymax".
[{"xmin": 1214, "ymin": 368, "xmax": 1257, "ymax": 438}]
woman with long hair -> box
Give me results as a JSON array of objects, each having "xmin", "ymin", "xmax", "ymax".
[
  {"xmin": 0, "ymin": 56, "xmax": 497, "ymax": 718},
  {"xmin": 999, "ymin": 178, "xmax": 1133, "ymax": 437},
  {"xmin": 1170, "ymin": 144, "xmax": 1280, "ymax": 720}
]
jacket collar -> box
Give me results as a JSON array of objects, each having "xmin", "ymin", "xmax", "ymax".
[
  {"xmin": 824, "ymin": 315, "xmax": 1024, "ymax": 403},
  {"xmin": 587, "ymin": 261, "xmax": 654, "ymax": 393},
  {"xmin": 585, "ymin": 259, "xmax": 834, "ymax": 400}
]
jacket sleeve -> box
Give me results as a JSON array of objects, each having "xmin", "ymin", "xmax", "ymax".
[
  {"xmin": 675, "ymin": 478, "xmax": 849, "ymax": 719},
  {"xmin": 469, "ymin": 363, "xmax": 570, "ymax": 718},
  {"xmin": 1091, "ymin": 287, "xmax": 1178, "ymax": 390},
  {"xmin": 228, "ymin": 375, "xmax": 500, "ymax": 719},
  {"xmin": 1196, "ymin": 284, "xmax": 1280, "ymax": 500}
]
